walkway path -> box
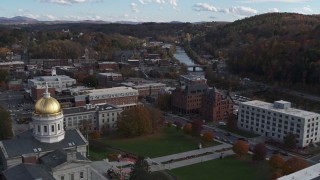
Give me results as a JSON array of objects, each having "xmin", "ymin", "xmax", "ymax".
[{"xmin": 108, "ymin": 143, "xmax": 234, "ymax": 171}]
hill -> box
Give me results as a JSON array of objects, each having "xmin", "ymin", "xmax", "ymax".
[{"xmin": 192, "ymin": 13, "xmax": 320, "ymax": 88}]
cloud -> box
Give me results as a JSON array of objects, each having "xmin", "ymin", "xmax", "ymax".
[
  {"xmin": 268, "ymin": 8, "xmax": 279, "ymax": 12},
  {"xmin": 131, "ymin": 3, "xmax": 139, "ymax": 13},
  {"xmin": 193, "ymin": 3, "xmax": 219, "ymax": 12},
  {"xmin": 138, "ymin": 0, "xmax": 177, "ymax": 8},
  {"xmin": 302, "ymin": 6, "xmax": 312, "ymax": 13},
  {"xmin": 193, "ymin": 3, "xmax": 258, "ymax": 17},
  {"xmin": 228, "ymin": 6, "xmax": 258, "ymax": 16},
  {"xmin": 39, "ymin": 0, "xmax": 102, "ymax": 5}
]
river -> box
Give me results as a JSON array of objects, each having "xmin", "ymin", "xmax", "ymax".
[{"xmin": 174, "ymin": 46, "xmax": 203, "ymax": 72}]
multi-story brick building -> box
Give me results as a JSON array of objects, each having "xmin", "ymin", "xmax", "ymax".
[
  {"xmin": 121, "ymin": 82, "xmax": 166, "ymax": 97},
  {"xmin": 97, "ymin": 72, "xmax": 123, "ymax": 88},
  {"xmin": 172, "ymin": 74, "xmax": 208, "ymax": 114},
  {"xmin": 201, "ymin": 88, "xmax": 234, "ymax": 122},
  {"xmin": 74, "ymin": 87, "xmax": 140, "ymax": 109},
  {"xmin": 237, "ymin": 100, "xmax": 320, "ymax": 147}
]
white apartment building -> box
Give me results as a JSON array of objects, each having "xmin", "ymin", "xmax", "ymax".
[
  {"xmin": 28, "ymin": 75, "xmax": 77, "ymax": 92},
  {"xmin": 237, "ymin": 100, "xmax": 320, "ymax": 147}
]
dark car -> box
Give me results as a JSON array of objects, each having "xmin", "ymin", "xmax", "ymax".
[
  {"xmin": 280, "ymin": 151, "xmax": 289, "ymax": 156},
  {"xmin": 238, "ymin": 138, "xmax": 248, "ymax": 142},
  {"xmin": 272, "ymin": 150, "xmax": 280, "ymax": 154},
  {"xmin": 226, "ymin": 132, "xmax": 231, "ymax": 136}
]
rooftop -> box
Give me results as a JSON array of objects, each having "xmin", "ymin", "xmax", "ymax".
[
  {"xmin": 0, "ymin": 129, "xmax": 87, "ymax": 158},
  {"xmin": 241, "ymin": 100, "xmax": 319, "ymax": 118},
  {"xmin": 63, "ymin": 103, "xmax": 119, "ymax": 115}
]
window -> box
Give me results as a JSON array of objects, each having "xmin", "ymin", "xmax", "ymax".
[
  {"xmin": 38, "ymin": 125, "xmax": 40, "ymax": 133},
  {"xmin": 60, "ymin": 175, "xmax": 65, "ymax": 180},
  {"xmin": 58, "ymin": 124, "xmax": 60, "ymax": 131},
  {"xmin": 70, "ymin": 173, "xmax": 74, "ymax": 180},
  {"xmin": 44, "ymin": 126, "xmax": 47, "ymax": 133},
  {"xmin": 80, "ymin": 172, "xmax": 84, "ymax": 179},
  {"xmin": 51, "ymin": 125, "xmax": 54, "ymax": 132}
]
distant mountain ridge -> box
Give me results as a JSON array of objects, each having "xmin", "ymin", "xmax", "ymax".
[
  {"xmin": 0, "ymin": 16, "xmax": 38, "ymax": 24},
  {"xmin": 0, "ymin": 16, "xmax": 212, "ymax": 25}
]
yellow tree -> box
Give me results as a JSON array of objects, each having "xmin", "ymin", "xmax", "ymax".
[
  {"xmin": 117, "ymin": 107, "xmax": 152, "ymax": 137},
  {"xmin": 282, "ymin": 157, "xmax": 308, "ymax": 175},
  {"xmin": 269, "ymin": 153, "xmax": 285, "ymax": 169},
  {"xmin": 232, "ymin": 140, "xmax": 249, "ymax": 158}
]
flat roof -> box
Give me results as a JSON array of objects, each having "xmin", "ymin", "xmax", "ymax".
[
  {"xmin": 63, "ymin": 104, "xmax": 120, "ymax": 115},
  {"xmin": 88, "ymin": 87, "xmax": 138, "ymax": 95},
  {"xmin": 241, "ymin": 100, "xmax": 319, "ymax": 118},
  {"xmin": 278, "ymin": 163, "xmax": 320, "ymax": 180}
]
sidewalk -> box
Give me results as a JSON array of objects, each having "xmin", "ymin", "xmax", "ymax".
[{"xmin": 109, "ymin": 143, "xmax": 234, "ymax": 172}]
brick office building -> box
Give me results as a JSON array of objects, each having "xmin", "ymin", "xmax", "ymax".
[
  {"xmin": 201, "ymin": 88, "xmax": 234, "ymax": 122},
  {"xmin": 74, "ymin": 87, "xmax": 140, "ymax": 109}
]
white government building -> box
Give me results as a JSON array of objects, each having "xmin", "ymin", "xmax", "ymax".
[
  {"xmin": 237, "ymin": 100, "xmax": 320, "ymax": 147},
  {"xmin": 28, "ymin": 75, "xmax": 77, "ymax": 92}
]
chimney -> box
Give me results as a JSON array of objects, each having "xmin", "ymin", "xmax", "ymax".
[
  {"xmin": 66, "ymin": 150, "xmax": 77, "ymax": 161},
  {"xmin": 22, "ymin": 154, "xmax": 37, "ymax": 164}
]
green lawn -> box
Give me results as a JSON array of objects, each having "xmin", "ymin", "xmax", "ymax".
[
  {"xmin": 91, "ymin": 127, "xmax": 220, "ymax": 159},
  {"xmin": 170, "ymin": 155, "xmax": 272, "ymax": 180},
  {"xmin": 218, "ymin": 125, "xmax": 258, "ymax": 138}
]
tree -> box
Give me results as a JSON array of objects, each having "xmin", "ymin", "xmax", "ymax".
[
  {"xmin": 0, "ymin": 107, "xmax": 13, "ymax": 140},
  {"xmin": 252, "ymin": 143, "xmax": 266, "ymax": 161},
  {"xmin": 282, "ymin": 157, "xmax": 308, "ymax": 175},
  {"xmin": 232, "ymin": 140, "xmax": 249, "ymax": 158},
  {"xmin": 283, "ymin": 132, "xmax": 297, "ymax": 149},
  {"xmin": 269, "ymin": 153, "xmax": 285, "ymax": 169},
  {"xmin": 156, "ymin": 94, "xmax": 172, "ymax": 111},
  {"xmin": 83, "ymin": 75, "xmax": 98, "ymax": 87},
  {"xmin": 129, "ymin": 156, "xmax": 151, "ymax": 180},
  {"xmin": 227, "ymin": 114, "xmax": 237, "ymax": 131},
  {"xmin": 146, "ymin": 107, "xmax": 162, "ymax": 133},
  {"xmin": 117, "ymin": 107, "xmax": 152, "ymax": 137},
  {"xmin": 271, "ymin": 170, "xmax": 282, "ymax": 180},
  {"xmin": 192, "ymin": 120, "xmax": 203, "ymax": 137},
  {"xmin": 91, "ymin": 130, "xmax": 100, "ymax": 139},
  {"xmin": 202, "ymin": 131, "xmax": 214, "ymax": 145},
  {"xmin": 183, "ymin": 123, "xmax": 192, "ymax": 134}
]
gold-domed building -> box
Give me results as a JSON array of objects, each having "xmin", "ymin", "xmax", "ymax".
[{"xmin": 32, "ymin": 84, "xmax": 65, "ymax": 143}]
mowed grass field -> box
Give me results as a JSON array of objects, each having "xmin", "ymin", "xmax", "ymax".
[
  {"xmin": 89, "ymin": 127, "xmax": 220, "ymax": 160},
  {"xmin": 170, "ymin": 155, "xmax": 273, "ymax": 180}
]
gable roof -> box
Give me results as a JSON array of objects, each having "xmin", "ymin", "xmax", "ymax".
[
  {"xmin": 2, "ymin": 163, "xmax": 54, "ymax": 180},
  {"xmin": 40, "ymin": 149, "xmax": 88, "ymax": 169}
]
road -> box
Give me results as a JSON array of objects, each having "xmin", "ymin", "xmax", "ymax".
[{"xmin": 164, "ymin": 112, "xmax": 316, "ymax": 164}]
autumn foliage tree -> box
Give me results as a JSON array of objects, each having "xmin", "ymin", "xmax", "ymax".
[
  {"xmin": 227, "ymin": 114, "xmax": 237, "ymax": 131},
  {"xmin": 192, "ymin": 120, "xmax": 203, "ymax": 137},
  {"xmin": 201, "ymin": 131, "xmax": 214, "ymax": 146},
  {"xmin": 232, "ymin": 140, "xmax": 249, "ymax": 158},
  {"xmin": 271, "ymin": 170, "xmax": 282, "ymax": 180},
  {"xmin": 269, "ymin": 153, "xmax": 285, "ymax": 169},
  {"xmin": 0, "ymin": 108, "xmax": 13, "ymax": 140},
  {"xmin": 146, "ymin": 107, "xmax": 163, "ymax": 133},
  {"xmin": 117, "ymin": 107, "xmax": 152, "ymax": 137},
  {"xmin": 282, "ymin": 157, "xmax": 308, "ymax": 175},
  {"xmin": 183, "ymin": 123, "xmax": 192, "ymax": 135},
  {"xmin": 252, "ymin": 143, "xmax": 266, "ymax": 161},
  {"xmin": 91, "ymin": 130, "xmax": 100, "ymax": 139}
]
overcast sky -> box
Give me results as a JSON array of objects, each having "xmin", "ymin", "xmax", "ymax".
[{"xmin": 0, "ymin": 0, "xmax": 318, "ymax": 22}]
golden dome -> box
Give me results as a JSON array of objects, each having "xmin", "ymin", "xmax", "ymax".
[{"xmin": 34, "ymin": 96, "xmax": 61, "ymax": 115}]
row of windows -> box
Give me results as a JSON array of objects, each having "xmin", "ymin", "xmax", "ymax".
[
  {"xmin": 37, "ymin": 124, "xmax": 61, "ymax": 133},
  {"xmin": 239, "ymin": 123, "xmax": 300, "ymax": 138},
  {"xmin": 60, "ymin": 171, "xmax": 84, "ymax": 180}
]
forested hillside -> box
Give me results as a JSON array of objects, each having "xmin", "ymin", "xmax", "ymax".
[{"xmin": 193, "ymin": 13, "xmax": 320, "ymax": 87}]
